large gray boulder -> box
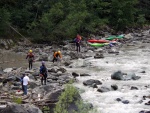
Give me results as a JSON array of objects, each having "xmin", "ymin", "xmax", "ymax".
[
  {"xmin": 1, "ymin": 102, "xmax": 42, "ymax": 113},
  {"xmin": 111, "ymin": 70, "xmax": 124, "ymax": 80}
]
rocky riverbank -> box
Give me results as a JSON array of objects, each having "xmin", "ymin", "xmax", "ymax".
[{"xmin": 0, "ymin": 30, "xmax": 150, "ymax": 113}]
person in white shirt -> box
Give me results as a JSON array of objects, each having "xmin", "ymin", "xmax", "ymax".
[{"xmin": 23, "ymin": 74, "xmax": 30, "ymax": 95}]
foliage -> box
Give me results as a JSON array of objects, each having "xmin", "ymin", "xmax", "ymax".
[
  {"xmin": 12, "ymin": 96, "xmax": 22, "ymax": 104},
  {"xmin": 54, "ymin": 84, "xmax": 92, "ymax": 113},
  {"xmin": 0, "ymin": 0, "xmax": 149, "ymax": 41},
  {"xmin": 42, "ymin": 106, "xmax": 50, "ymax": 113}
]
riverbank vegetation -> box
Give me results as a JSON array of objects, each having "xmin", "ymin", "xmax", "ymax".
[{"xmin": 0, "ymin": 0, "xmax": 150, "ymax": 43}]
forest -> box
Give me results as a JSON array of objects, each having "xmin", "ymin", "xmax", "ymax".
[{"xmin": 0, "ymin": 0, "xmax": 150, "ymax": 43}]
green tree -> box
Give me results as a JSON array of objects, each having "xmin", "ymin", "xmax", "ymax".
[
  {"xmin": 0, "ymin": 8, "xmax": 10, "ymax": 36},
  {"xmin": 109, "ymin": 0, "xmax": 138, "ymax": 30}
]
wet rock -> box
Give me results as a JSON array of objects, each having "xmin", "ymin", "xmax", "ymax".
[
  {"xmin": 72, "ymin": 72, "xmax": 79, "ymax": 78},
  {"xmin": 111, "ymin": 84, "xmax": 118, "ymax": 90},
  {"xmin": 1, "ymin": 102, "xmax": 42, "ymax": 113},
  {"xmin": 145, "ymin": 101, "xmax": 150, "ymax": 105},
  {"xmin": 111, "ymin": 70, "xmax": 124, "ymax": 80},
  {"xmin": 92, "ymin": 83, "xmax": 98, "ymax": 88},
  {"xmin": 122, "ymin": 100, "xmax": 129, "ymax": 104},
  {"xmin": 124, "ymin": 73, "xmax": 141, "ymax": 80},
  {"xmin": 83, "ymin": 79, "xmax": 102, "ymax": 86},
  {"xmin": 97, "ymin": 86, "xmax": 110, "ymax": 92},
  {"xmin": 116, "ymin": 98, "xmax": 121, "ymax": 102},
  {"xmin": 140, "ymin": 70, "xmax": 146, "ymax": 73},
  {"xmin": 80, "ymin": 73, "xmax": 91, "ymax": 76},
  {"xmin": 130, "ymin": 86, "xmax": 138, "ymax": 90},
  {"xmin": 94, "ymin": 53, "xmax": 104, "ymax": 59},
  {"xmin": 139, "ymin": 111, "xmax": 145, "ymax": 113}
]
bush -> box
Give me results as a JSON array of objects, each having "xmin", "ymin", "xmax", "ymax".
[{"xmin": 54, "ymin": 84, "xmax": 92, "ymax": 113}]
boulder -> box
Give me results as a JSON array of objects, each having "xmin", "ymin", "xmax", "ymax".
[
  {"xmin": 83, "ymin": 79, "xmax": 102, "ymax": 86},
  {"xmin": 111, "ymin": 70, "xmax": 124, "ymax": 80},
  {"xmin": 1, "ymin": 102, "xmax": 42, "ymax": 113},
  {"xmin": 97, "ymin": 86, "xmax": 110, "ymax": 92},
  {"xmin": 111, "ymin": 84, "xmax": 118, "ymax": 90}
]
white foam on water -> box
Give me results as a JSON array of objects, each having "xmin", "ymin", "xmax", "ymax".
[{"xmin": 68, "ymin": 44, "xmax": 150, "ymax": 113}]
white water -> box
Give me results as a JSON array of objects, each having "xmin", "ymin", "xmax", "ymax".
[{"xmin": 67, "ymin": 42, "xmax": 150, "ymax": 113}]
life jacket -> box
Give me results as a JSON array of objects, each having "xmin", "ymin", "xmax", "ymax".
[
  {"xmin": 53, "ymin": 52, "xmax": 62, "ymax": 58},
  {"xmin": 40, "ymin": 65, "xmax": 47, "ymax": 76},
  {"xmin": 27, "ymin": 53, "xmax": 34, "ymax": 61}
]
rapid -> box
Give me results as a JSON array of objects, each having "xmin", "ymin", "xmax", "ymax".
[{"xmin": 67, "ymin": 42, "xmax": 150, "ymax": 113}]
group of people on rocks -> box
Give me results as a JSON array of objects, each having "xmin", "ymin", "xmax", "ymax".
[{"xmin": 21, "ymin": 34, "xmax": 82, "ymax": 95}]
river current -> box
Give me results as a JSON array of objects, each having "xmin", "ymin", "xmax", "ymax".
[
  {"xmin": 0, "ymin": 40, "xmax": 150, "ymax": 113},
  {"xmin": 67, "ymin": 42, "xmax": 150, "ymax": 113}
]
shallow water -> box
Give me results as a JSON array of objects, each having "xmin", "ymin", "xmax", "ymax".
[
  {"xmin": 0, "ymin": 51, "xmax": 28, "ymax": 69},
  {"xmin": 67, "ymin": 43, "xmax": 150, "ymax": 113}
]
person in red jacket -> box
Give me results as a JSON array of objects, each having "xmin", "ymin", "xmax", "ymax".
[
  {"xmin": 74, "ymin": 34, "xmax": 82, "ymax": 52},
  {"xmin": 26, "ymin": 50, "xmax": 34, "ymax": 70}
]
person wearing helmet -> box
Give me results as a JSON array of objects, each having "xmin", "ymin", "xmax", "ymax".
[
  {"xmin": 39, "ymin": 61, "xmax": 47, "ymax": 85},
  {"xmin": 74, "ymin": 34, "xmax": 82, "ymax": 52},
  {"xmin": 26, "ymin": 50, "xmax": 34, "ymax": 70},
  {"xmin": 52, "ymin": 51, "xmax": 62, "ymax": 63}
]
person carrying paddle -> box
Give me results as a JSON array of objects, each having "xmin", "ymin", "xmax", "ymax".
[
  {"xmin": 26, "ymin": 50, "xmax": 34, "ymax": 70},
  {"xmin": 74, "ymin": 34, "xmax": 82, "ymax": 52}
]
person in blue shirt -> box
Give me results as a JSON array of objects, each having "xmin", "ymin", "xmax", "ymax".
[{"xmin": 40, "ymin": 61, "xmax": 47, "ymax": 85}]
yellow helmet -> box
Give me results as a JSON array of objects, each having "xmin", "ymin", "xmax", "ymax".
[
  {"xmin": 29, "ymin": 50, "xmax": 32, "ymax": 53},
  {"xmin": 57, "ymin": 51, "xmax": 61, "ymax": 54}
]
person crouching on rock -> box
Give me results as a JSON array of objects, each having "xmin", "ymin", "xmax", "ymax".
[
  {"xmin": 26, "ymin": 50, "xmax": 34, "ymax": 70},
  {"xmin": 40, "ymin": 61, "xmax": 47, "ymax": 85},
  {"xmin": 52, "ymin": 51, "xmax": 62, "ymax": 63}
]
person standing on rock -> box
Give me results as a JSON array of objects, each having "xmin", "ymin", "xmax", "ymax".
[
  {"xmin": 26, "ymin": 50, "xmax": 34, "ymax": 70},
  {"xmin": 40, "ymin": 61, "xmax": 47, "ymax": 85},
  {"xmin": 52, "ymin": 51, "xmax": 62, "ymax": 63},
  {"xmin": 23, "ymin": 74, "xmax": 30, "ymax": 95},
  {"xmin": 20, "ymin": 73, "xmax": 25, "ymax": 92},
  {"xmin": 74, "ymin": 34, "xmax": 82, "ymax": 52}
]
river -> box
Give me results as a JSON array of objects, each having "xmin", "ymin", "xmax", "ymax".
[
  {"xmin": 0, "ymin": 40, "xmax": 150, "ymax": 113},
  {"xmin": 67, "ymin": 42, "xmax": 150, "ymax": 113}
]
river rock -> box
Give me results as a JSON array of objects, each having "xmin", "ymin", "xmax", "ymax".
[
  {"xmin": 72, "ymin": 72, "xmax": 79, "ymax": 78},
  {"xmin": 122, "ymin": 100, "xmax": 129, "ymax": 104},
  {"xmin": 83, "ymin": 79, "xmax": 102, "ymax": 86},
  {"xmin": 111, "ymin": 70, "xmax": 124, "ymax": 80},
  {"xmin": 130, "ymin": 86, "xmax": 138, "ymax": 90},
  {"xmin": 124, "ymin": 73, "xmax": 141, "ymax": 80},
  {"xmin": 97, "ymin": 86, "xmax": 110, "ymax": 92},
  {"xmin": 1, "ymin": 102, "xmax": 42, "ymax": 113},
  {"xmin": 111, "ymin": 84, "xmax": 118, "ymax": 90},
  {"xmin": 94, "ymin": 53, "xmax": 104, "ymax": 59},
  {"xmin": 80, "ymin": 73, "xmax": 91, "ymax": 76}
]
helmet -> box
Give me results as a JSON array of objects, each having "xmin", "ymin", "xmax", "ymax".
[
  {"xmin": 29, "ymin": 50, "xmax": 32, "ymax": 53},
  {"xmin": 57, "ymin": 51, "xmax": 61, "ymax": 54},
  {"xmin": 42, "ymin": 61, "xmax": 45, "ymax": 65}
]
